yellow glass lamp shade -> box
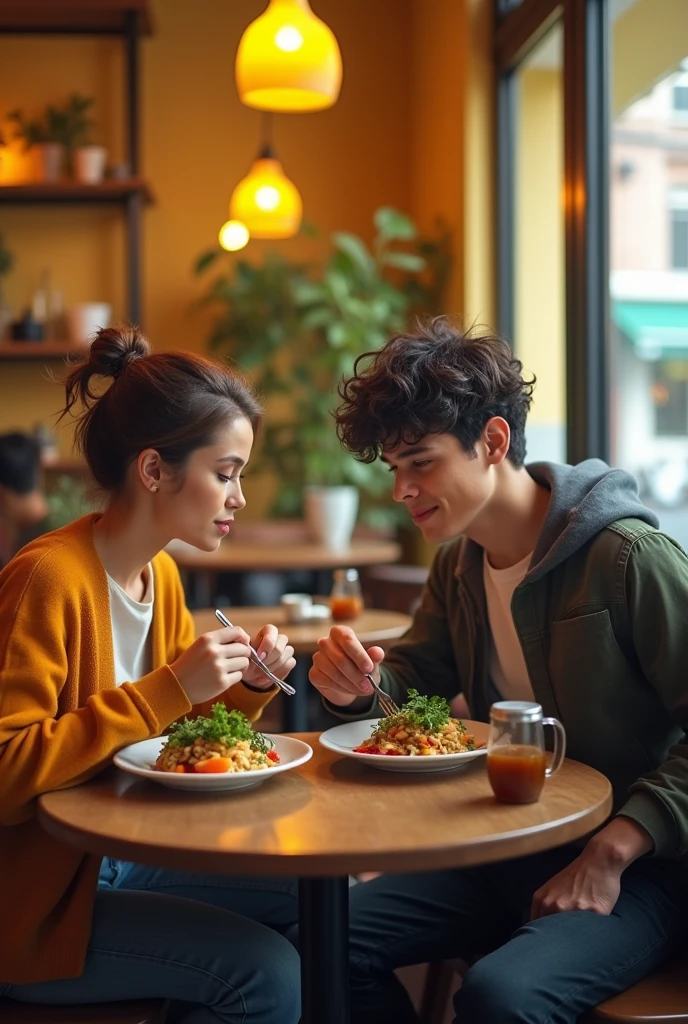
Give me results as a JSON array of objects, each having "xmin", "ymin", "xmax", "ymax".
[
  {"xmin": 219, "ymin": 220, "xmax": 250, "ymax": 251},
  {"xmin": 236, "ymin": 0, "xmax": 342, "ymax": 112},
  {"xmin": 229, "ymin": 147, "xmax": 302, "ymax": 239}
]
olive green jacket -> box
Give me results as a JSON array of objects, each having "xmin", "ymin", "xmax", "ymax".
[{"xmin": 372, "ymin": 461, "xmax": 688, "ymax": 861}]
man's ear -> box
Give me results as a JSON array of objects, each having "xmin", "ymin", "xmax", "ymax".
[{"xmin": 483, "ymin": 417, "xmax": 511, "ymax": 465}]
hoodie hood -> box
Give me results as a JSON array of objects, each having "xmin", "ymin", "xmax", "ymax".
[{"xmin": 525, "ymin": 459, "xmax": 659, "ymax": 583}]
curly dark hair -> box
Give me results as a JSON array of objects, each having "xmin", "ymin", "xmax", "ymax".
[{"xmin": 335, "ymin": 317, "xmax": 535, "ymax": 467}]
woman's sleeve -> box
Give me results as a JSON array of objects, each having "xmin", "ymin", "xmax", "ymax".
[{"xmin": 0, "ymin": 557, "xmax": 191, "ymax": 826}]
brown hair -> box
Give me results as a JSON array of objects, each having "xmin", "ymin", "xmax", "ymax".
[
  {"xmin": 59, "ymin": 325, "xmax": 263, "ymax": 491},
  {"xmin": 336, "ymin": 317, "xmax": 535, "ymax": 467}
]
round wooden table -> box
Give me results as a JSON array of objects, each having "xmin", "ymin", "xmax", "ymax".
[
  {"xmin": 39, "ymin": 735, "xmax": 612, "ymax": 1024},
  {"xmin": 168, "ymin": 538, "xmax": 403, "ymax": 573},
  {"xmin": 167, "ymin": 534, "xmax": 403, "ymax": 610},
  {"xmin": 192, "ymin": 606, "xmax": 413, "ymax": 732}
]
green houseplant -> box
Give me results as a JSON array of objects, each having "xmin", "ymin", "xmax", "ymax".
[
  {"xmin": 194, "ymin": 207, "xmax": 450, "ymax": 534},
  {"xmin": 7, "ymin": 94, "xmax": 101, "ymax": 181}
]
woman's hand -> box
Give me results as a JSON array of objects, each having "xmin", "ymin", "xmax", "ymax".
[
  {"xmin": 170, "ymin": 626, "xmax": 251, "ymax": 705},
  {"xmin": 242, "ymin": 624, "xmax": 296, "ymax": 690},
  {"xmin": 309, "ymin": 625, "xmax": 385, "ymax": 707}
]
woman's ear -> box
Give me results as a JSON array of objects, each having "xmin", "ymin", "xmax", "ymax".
[
  {"xmin": 137, "ymin": 449, "xmax": 163, "ymax": 494},
  {"xmin": 483, "ymin": 417, "xmax": 511, "ymax": 465}
]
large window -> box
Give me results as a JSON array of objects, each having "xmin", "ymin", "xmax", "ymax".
[{"xmin": 609, "ymin": 3, "xmax": 688, "ymax": 544}]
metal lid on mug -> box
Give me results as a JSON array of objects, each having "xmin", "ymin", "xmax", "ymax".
[{"xmin": 490, "ymin": 700, "xmax": 543, "ymax": 723}]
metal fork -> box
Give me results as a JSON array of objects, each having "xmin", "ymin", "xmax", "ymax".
[
  {"xmin": 365, "ymin": 674, "xmax": 400, "ymax": 718},
  {"xmin": 215, "ymin": 609, "xmax": 296, "ymax": 696}
]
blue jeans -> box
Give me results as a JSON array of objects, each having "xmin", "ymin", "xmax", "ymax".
[
  {"xmin": 3, "ymin": 859, "xmax": 300, "ymax": 1024},
  {"xmin": 349, "ymin": 846, "xmax": 688, "ymax": 1024}
]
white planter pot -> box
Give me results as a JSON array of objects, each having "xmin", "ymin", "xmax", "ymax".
[
  {"xmin": 304, "ymin": 486, "xmax": 359, "ymax": 550},
  {"xmin": 66, "ymin": 303, "xmax": 113, "ymax": 347},
  {"xmin": 34, "ymin": 143, "xmax": 65, "ymax": 182},
  {"xmin": 73, "ymin": 146, "xmax": 107, "ymax": 184}
]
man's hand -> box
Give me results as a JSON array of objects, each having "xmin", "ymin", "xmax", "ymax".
[
  {"xmin": 309, "ymin": 625, "xmax": 385, "ymax": 707},
  {"xmin": 530, "ymin": 817, "xmax": 653, "ymax": 920}
]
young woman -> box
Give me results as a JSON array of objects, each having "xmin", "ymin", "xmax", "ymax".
[{"xmin": 0, "ymin": 327, "xmax": 301, "ymax": 1023}]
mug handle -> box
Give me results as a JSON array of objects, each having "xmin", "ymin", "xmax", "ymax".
[{"xmin": 543, "ymin": 718, "xmax": 566, "ymax": 777}]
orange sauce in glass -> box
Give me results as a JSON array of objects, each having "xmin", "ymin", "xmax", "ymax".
[
  {"xmin": 487, "ymin": 744, "xmax": 546, "ymax": 804},
  {"xmin": 329, "ymin": 596, "xmax": 364, "ymax": 621}
]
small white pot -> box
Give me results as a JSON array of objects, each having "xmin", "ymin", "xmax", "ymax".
[
  {"xmin": 304, "ymin": 485, "xmax": 359, "ymax": 550},
  {"xmin": 34, "ymin": 143, "xmax": 65, "ymax": 182},
  {"xmin": 73, "ymin": 146, "xmax": 108, "ymax": 184},
  {"xmin": 66, "ymin": 303, "xmax": 113, "ymax": 347}
]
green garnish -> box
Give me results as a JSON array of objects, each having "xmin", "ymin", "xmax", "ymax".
[
  {"xmin": 377, "ymin": 688, "xmax": 453, "ymax": 734},
  {"xmin": 167, "ymin": 703, "xmax": 273, "ymax": 754}
]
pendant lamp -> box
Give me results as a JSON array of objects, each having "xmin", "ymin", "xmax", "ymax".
[
  {"xmin": 236, "ymin": 0, "xmax": 342, "ymax": 113},
  {"xmin": 218, "ymin": 219, "xmax": 250, "ymax": 251},
  {"xmin": 229, "ymin": 138, "xmax": 302, "ymax": 239}
]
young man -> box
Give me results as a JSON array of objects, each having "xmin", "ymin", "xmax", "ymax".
[
  {"xmin": 0, "ymin": 431, "xmax": 49, "ymax": 569},
  {"xmin": 308, "ymin": 319, "xmax": 688, "ymax": 1024}
]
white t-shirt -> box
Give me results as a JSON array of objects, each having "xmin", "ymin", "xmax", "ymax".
[
  {"xmin": 106, "ymin": 565, "xmax": 154, "ymax": 686},
  {"xmin": 483, "ymin": 549, "xmax": 535, "ymax": 702}
]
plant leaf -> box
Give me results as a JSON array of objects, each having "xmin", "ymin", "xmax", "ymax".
[{"xmin": 374, "ymin": 207, "xmax": 417, "ymax": 242}]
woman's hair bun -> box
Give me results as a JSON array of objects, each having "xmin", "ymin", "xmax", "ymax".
[{"xmin": 88, "ymin": 325, "xmax": 150, "ymax": 380}]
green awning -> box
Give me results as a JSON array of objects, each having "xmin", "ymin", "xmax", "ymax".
[{"xmin": 613, "ymin": 300, "xmax": 688, "ymax": 361}]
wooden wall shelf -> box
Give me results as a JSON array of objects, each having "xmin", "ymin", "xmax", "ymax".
[
  {"xmin": 0, "ymin": 179, "xmax": 153, "ymax": 204},
  {"xmin": 0, "ymin": 341, "xmax": 86, "ymax": 361},
  {"xmin": 0, "ymin": 2, "xmax": 152, "ymax": 36}
]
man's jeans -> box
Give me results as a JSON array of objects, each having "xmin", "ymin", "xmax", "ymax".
[
  {"xmin": 349, "ymin": 845, "xmax": 688, "ymax": 1024},
  {"xmin": 3, "ymin": 859, "xmax": 300, "ymax": 1024}
]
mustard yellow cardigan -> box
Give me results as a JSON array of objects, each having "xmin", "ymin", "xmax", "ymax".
[{"xmin": 0, "ymin": 514, "xmax": 276, "ymax": 984}]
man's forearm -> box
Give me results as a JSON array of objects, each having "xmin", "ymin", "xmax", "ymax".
[{"xmin": 586, "ymin": 816, "xmax": 654, "ymax": 871}]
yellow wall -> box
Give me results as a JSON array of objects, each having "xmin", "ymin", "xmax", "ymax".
[
  {"xmin": 0, "ymin": 0, "xmax": 413, "ymax": 453},
  {"xmin": 409, "ymin": 0, "xmax": 494, "ymax": 324},
  {"xmin": 0, "ymin": 0, "xmax": 494, "ymax": 529},
  {"xmin": 515, "ymin": 66, "xmax": 565, "ymax": 430}
]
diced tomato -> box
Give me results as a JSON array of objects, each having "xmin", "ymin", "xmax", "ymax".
[
  {"xmin": 354, "ymin": 744, "xmax": 381, "ymax": 754},
  {"xmin": 385, "ymin": 749, "xmax": 402, "ymax": 755},
  {"xmin": 267, "ymin": 749, "xmax": 280, "ymax": 763},
  {"xmin": 194, "ymin": 757, "xmax": 232, "ymax": 774}
]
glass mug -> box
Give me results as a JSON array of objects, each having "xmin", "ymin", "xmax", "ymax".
[{"xmin": 487, "ymin": 701, "xmax": 566, "ymax": 804}]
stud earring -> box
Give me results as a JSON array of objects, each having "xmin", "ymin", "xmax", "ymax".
[{"xmin": 151, "ymin": 485, "xmax": 159, "ymax": 493}]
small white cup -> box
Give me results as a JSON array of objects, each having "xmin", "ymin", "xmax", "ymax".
[{"xmin": 281, "ymin": 593, "xmax": 313, "ymax": 624}]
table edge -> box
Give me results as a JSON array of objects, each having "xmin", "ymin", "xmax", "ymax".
[{"xmin": 38, "ymin": 777, "xmax": 613, "ymax": 877}]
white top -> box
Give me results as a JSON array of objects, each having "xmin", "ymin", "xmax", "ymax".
[
  {"xmin": 106, "ymin": 565, "xmax": 154, "ymax": 686},
  {"xmin": 483, "ymin": 549, "xmax": 535, "ymax": 702}
]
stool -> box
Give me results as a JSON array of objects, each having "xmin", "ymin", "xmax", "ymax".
[
  {"xmin": 580, "ymin": 949, "xmax": 688, "ymax": 1022},
  {"xmin": 0, "ymin": 998, "xmax": 168, "ymax": 1024}
]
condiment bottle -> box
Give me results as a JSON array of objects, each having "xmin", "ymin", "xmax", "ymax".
[{"xmin": 329, "ymin": 568, "xmax": 364, "ymax": 621}]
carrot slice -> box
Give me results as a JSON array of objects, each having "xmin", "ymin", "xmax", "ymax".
[{"xmin": 194, "ymin": 757, "xmax": 232, "ymax": 774}]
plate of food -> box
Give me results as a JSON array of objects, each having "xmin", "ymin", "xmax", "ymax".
[
  {"xmin": 319, "ymin": 689, "xmax": 489, "ymax": 773},
  {"xmin": 114, "ymin": 703, "xmax": 313, "ymax": 791}
]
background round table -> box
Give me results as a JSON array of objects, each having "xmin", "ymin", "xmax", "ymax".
[
  {"xmin": 39, "ymin": 735, "xmax": 612, "ymax": 1024},
  {"xmin": 192, "ymin": 606, "xmax": 413, "ymax": 731},
  {"xmin": 167, "ymin": 534, "xmax": 403, "ymax": 610}
]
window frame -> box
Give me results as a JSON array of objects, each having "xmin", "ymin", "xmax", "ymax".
[{"xmin": 496, "ymin": 0, "xmax": 610, "ymax": 464}]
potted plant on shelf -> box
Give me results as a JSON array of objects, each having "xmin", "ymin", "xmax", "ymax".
[
  {"xmin": 6, "ymin": 95, "xmax": 106, "ymax": 184},
  {"xmin": 7, "ymin": 106, "xmax": 65, "ymax": 182},
  {"xmin": 53, "ymin": 94, "xmax": 106, "ymax": 184},
  {"xmin": 194, "ymin": 207, "xmax": 450, "ymax": 548}
]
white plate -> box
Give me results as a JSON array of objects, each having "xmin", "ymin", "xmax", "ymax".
[
  {"xmin": 114, "ymin": 734, "xmax": 313, "ymax": 791},
  {"xmin": 319, "ymin": 718, "xmax": 489, "ymax": 773}
]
